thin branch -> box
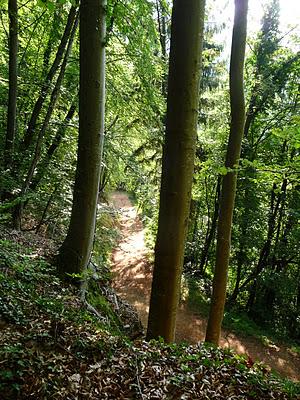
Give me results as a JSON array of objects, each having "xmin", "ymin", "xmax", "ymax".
[
  {"xmin": 135, "ymin": 355, "xmax": 144, "ymax": 399},
  {"xmin": 0, "ymin": 9, "xmax": 8, "ymax": 40},
  {"xmin": 18, "ymin": 0, "xmax": 31, "ymax": 9}
]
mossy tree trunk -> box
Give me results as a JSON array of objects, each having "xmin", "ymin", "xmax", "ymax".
[
  {"xmin": 57, "ymin": 0, "xmax": 106, "ymax": 280},
  {"xmin": 205, "ymin": 0, "xmax": 248, "ymax": 345},
  {"xmin": 146, "ymin": 0, "xmax": 205, "ymax": 343}
]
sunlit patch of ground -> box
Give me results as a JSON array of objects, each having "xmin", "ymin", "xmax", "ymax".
[
  {"xmin": 110, "ymin": 192, "xmax": 152, "ymax": 327},
  {"xmin": 109, "ymin": 191, "xmax": 300, "ymax": 382}
]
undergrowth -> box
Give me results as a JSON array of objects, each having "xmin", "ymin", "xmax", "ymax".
[
  {"xmin": 185, "ymin": 276, "xmax": 300, "ymax": 355},
  {"xmin": 0, "ymin": 233, "xmax": 299, "ymax": 398}
]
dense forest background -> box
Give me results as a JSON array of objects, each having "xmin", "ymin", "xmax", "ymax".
[
  {"xmin": 0, "ymin": 0, "xmax": 300, "ymax": 397},
  {"xmin": 1, "ymin": 0, "xmax": 299, "ymax": 339}
]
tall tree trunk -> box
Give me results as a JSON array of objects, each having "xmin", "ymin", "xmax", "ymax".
[
  {"xmin": 42, "ymin": 10, "xmax": 61, "ymax": 77},
  {"xmin": 35, "ymin": 182, "xmax": 60, "ymax": 234},
  {"xmin": 246, "ymin": 178, "xmax": 287, "ymax": 313},
  {"xmin": 233, "ymin": 2, "xmax": 282, "ymax": 304},
  {"xmin": 21, "ymin": 5, "xmax": 77, "ymax": 152},
  {"xmin": 291, "ymin": 265, "xmax": 300, "ymax": 339},
  {"xmin": 228, "ymin": 175, "xmax": 255, "ymax": 304},
  {"xmin": 156, "ymin": 0, "xmax": 168, "ymax": 98},
  {"xmin": 205, "ymin": 0, "xmax": 248, "ymax": 346},
  {"xmin": 12, "ymin": 14, "xmax": 78, "ymax": 229},
  {"xmin": 198, "ymin": 176, "xmax": 221, "ymax": 275},
  {"xmin": 4, "ymin": 0, "xmax": 18, "ymax": 170},
  {"xmin": 234, "ymin": 179, "xmax": 287, "ymax": 303},
  {"xmin": 146, "ymin": 0, "xmax": 205, "ymax": 343},
  {"xmin": 57, "ymin": 0, "xmax": 106, "ymax": 279}
]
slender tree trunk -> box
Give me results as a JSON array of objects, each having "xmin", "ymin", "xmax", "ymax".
[
  {"xmin": 184, "ymin": 199, "xmax": 201, "ymax": 270},
  {"xmin": 12, "ymin": 14, "xmax": 78, "ymax": 229},
  {"xmin": 21, "ymin": 5, "xmax": 77, "ymax": 152},
  {"xmin": 228, "ymin": 178, "xmax": 254, "ymax": 304},
  {"xmin": 291, "ymin": 265, "xmax": 300, "ymax": 338},
  {"xmin": 57, "ymin": 0, "xmax": 106, "ymax": 279},
  {"xmin": 234, "ymin": 179, "xmax": 287, "ymax": 302},
  {"xmin": 255, "ymin": 182, "xmax": 287, "ymax": 273},
  {"xmin": 4, "ymin": 0, "xmax": 18, "ymax": 170},
  {"xmin": 205, "ymin": 0, "xmax": 248, "ymax": 346},
  {"xmin": 156, "ymin": 0, "xmax": 167, "ymax": 60},
  {"xmin": 42, "ymin": 10, "xmax": 61, "ymax": 77},
  {"xmin": 198, "ymin": 176, "xmax": 221, "ymax": 275},
  {"xmin": 146, "ymin": 0, "xmax": 205, "ymax": 343},
  {"xmin": 30, "ymin": 101, "xmax": 77, "ymax": 191},
  {"xmin": 156, "ymin": 0, "xmax": 168, "ymax": 97},
  {"xmin": 246, "ymin": 178, "xmax": 287, "ymax": 313},
  {"xmin": 35, "ymin": 183, "xmax": 60, "ymax": 234}
]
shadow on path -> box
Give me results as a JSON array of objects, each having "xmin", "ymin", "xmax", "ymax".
[{"xmin": 110, "ymin": 191, "xmax": 300, "ymax": 382}]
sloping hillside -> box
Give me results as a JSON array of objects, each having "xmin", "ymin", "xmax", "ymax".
[{"xmin": 1, "ymin": 219, "xmax": 299, "ymax": 398}]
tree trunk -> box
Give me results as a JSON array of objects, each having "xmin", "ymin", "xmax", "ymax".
[
  {"xmin": 205, "ymin": 0, "xmax": 248, "ymax": 346},
  {"xmin": 228, "ymin": 176, "xmax": 255, "ymax": 304},
  {"xmin": 57, "ymin": 0, "xmax": 106, "ymax": 279},
  {"xmin": 146, "ymin": 0, "xmax": 205, "ymax": 343},
  {"xmin": 247, "ymin": 178, "xmax": 287, "ymax": 315},
  {"xmin": 12, "ymin": 14, "xmax": 78, "ymax": 229},
  {"xmin": 198, "ymin": 176, "xmax": 221, "ymax": 275},
  {"xmin": 156, "ymin": 0, "xmax": 168, "ymax": 97},
  {"xmin": 290, "ymin": 265, "xmax": 300, "ymax": 339},
  {"xmin": 4, "ymin": 0, "xmax": 18, "ymax": 170},
  {"xmin": 30, "ymin": 101, "xmax": 77, "ymax": 192},
  {"xmin": 21, "ymin": 5, "xmax": 77, "ymax": 152},
  {"xmin": 42, "ymin": 10, "xmax": 61, "ymax": 78},
  {"xmin": 234, "ymin": 179, "xmax": 287, "ymax": 302},
  {"xmin": 35, "ymin": 183, "xmax": 60, "ymax": 234}
]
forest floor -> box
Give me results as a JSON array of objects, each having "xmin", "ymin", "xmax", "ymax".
[{"xmin": 110, "ymin": 191, "xmax": 300, "ymax": 382}]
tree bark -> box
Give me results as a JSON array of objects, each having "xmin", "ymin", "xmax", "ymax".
[
  {"xmin": 146, "ymin": 0, "xmax": 205, "ymax": 342},
  {"xmin": 4, "ymin": 0, "xmax": 18, "ymax": 170},
  {"xmin": 57, "ymin": 0, "xmax": 106, "ymax": 279},
  {"xmin": 205, "ymin": 0, "xmax": 248, "ymax": 346}
]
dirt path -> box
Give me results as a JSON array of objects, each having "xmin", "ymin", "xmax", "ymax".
[{"xmin": 110, "ymin": 191, "xmax": 300, "ymax": 382}]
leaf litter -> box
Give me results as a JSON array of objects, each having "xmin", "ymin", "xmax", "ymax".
[{"xmin": 0, "ymin": 230, "xmax": 299, "ymax": 399}]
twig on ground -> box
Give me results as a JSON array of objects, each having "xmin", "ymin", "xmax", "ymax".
[{"xmin": 135, "ymin": 354, "xmax": 144, "ymax": 399}]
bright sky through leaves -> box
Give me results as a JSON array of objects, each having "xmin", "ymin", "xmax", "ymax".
[{"xmin": 210, "ymin": 0, "xmax": 300, "ymax": 56}]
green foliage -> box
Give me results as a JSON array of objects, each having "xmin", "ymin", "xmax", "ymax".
[
  {"xmin": 0, "ymin": 237, "xmax": 117, "ymax": 330},
  {"xmin": 93, "ymin": 203, "xmax": 120, "ymax": 275},
  {"xmin": 86, "ymin": 280, "xmax": 122, "ymax": 335},
  {"xmin": 184, "ymin": 276, "xmax": 211, "ymax": 316},
  {"xmin": 223, "ymin": 309, "xmax": 273, "ymax": 341},
  {"xmin": 0, "ymin": 0, "xmax": 299, "ymax": 394},
  {"xmin": 179, "ymin": 0, "xmax": 300, "ymax": 343},
  {"xmin": 0, "ymin": 217, "xmax": 299, "ymax": 399},
  {"xmin": 186, "ymin": 276, "xmax": 300, "ymax": 355}
]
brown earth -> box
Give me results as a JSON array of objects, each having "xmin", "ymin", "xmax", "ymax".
[{"xmin": 110, "ymin": 191, "xmax": 300, "ymax": 382}]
